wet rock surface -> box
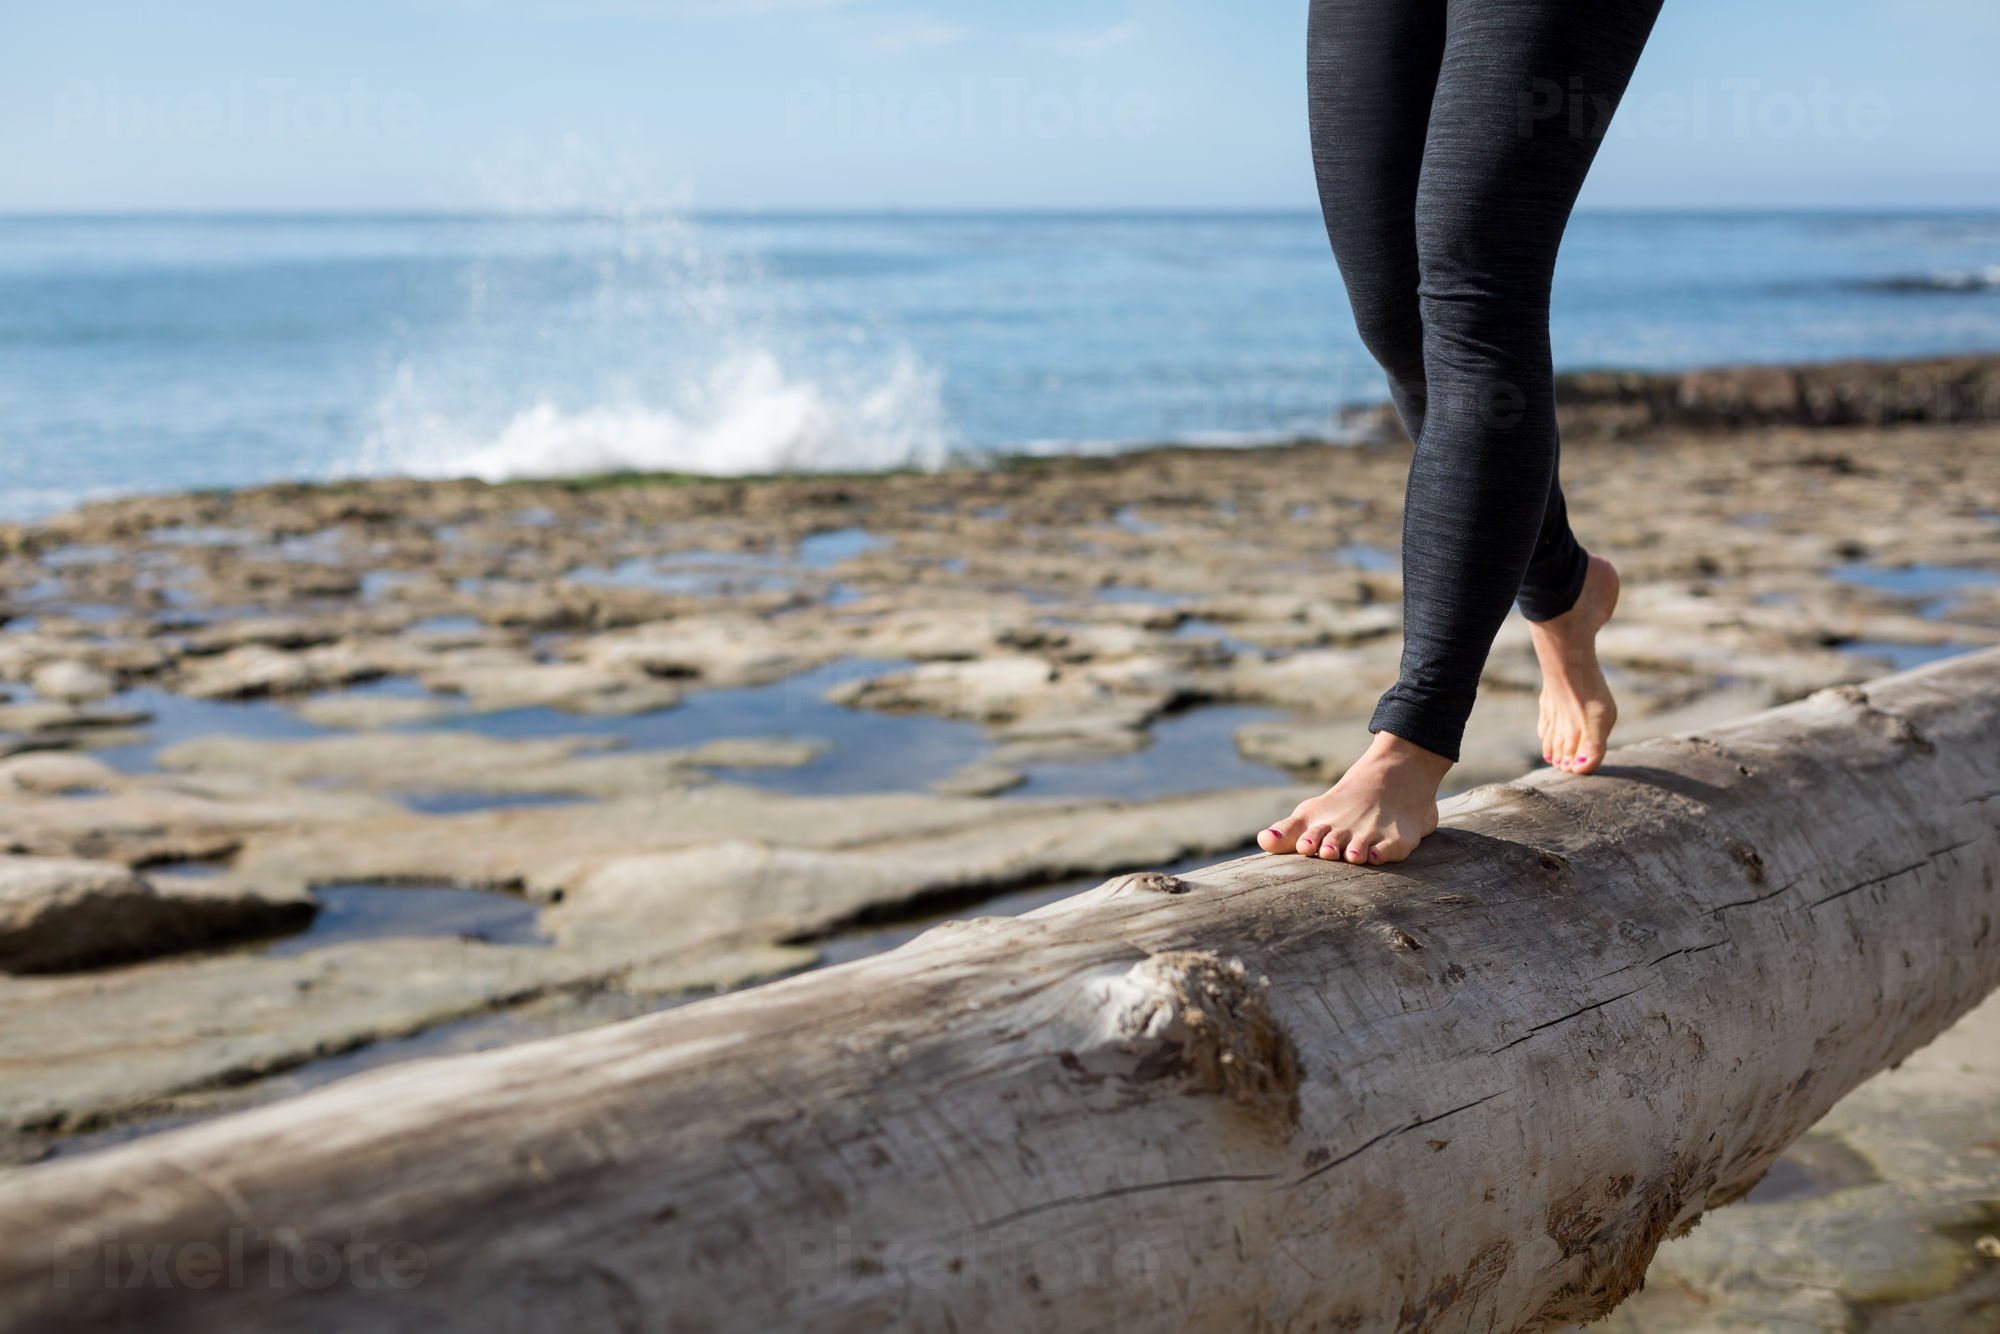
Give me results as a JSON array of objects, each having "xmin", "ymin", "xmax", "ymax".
[
  {"xmin": 0, "ymin": 855, "xmax": 310, "ymax": 973},
  {"xmin": 1, "ymin": 362, "xmax": 1997, "ymax": 1316}
]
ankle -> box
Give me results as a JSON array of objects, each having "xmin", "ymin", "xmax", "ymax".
[
  {"xmin": 1535, "ymin": 555, "xmax": 1616, "ymax": 628},
  {"xmin": 1362, "ymin": 729, "xmax": 1455, "ymax": 778}
]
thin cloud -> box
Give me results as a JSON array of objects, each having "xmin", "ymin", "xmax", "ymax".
[
  {"xmin": 680, "ymin": 0, "xmax": 856, "ymax": 13},
  {"xmin": 1886, "ymin": 0, "xmax": 2000, "ymax": 31},
  {"xmin": 872, "ymin": 19, "xmax": 974, "ymax": 53},
  {"xmin": 1022, "ymin": 19, "xmax": 1141, "ymax": 57}
]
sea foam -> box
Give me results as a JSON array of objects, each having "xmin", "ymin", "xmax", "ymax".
[
  {"xmin": 344, "ymin": 195, "xmax": 956, "ymax": 484},
  {"xmin": 354, "ymin": 347, "xmax": 950, "ymax": 482}
]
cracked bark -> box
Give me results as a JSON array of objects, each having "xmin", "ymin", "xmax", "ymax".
[{"xmin": 3, "ymin": 650, "xmax": 1999, "ymax": 1334}]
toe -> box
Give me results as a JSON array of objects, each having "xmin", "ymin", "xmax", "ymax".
[
  {"xmin": 1258, "ymin": 816, "xmax": 1306, "ymax": 855},
  {"xmin": 1372, "ymin": 833, "xmax": 1415, "ymax": 863},
  {"xmin": 1318, "ymin": 828, "xmax": 1352, "ymax": 860},
  {"xmin": 1574, "ymin": 718, "xmax": 1613, "ymax": 775},
  {"xmin": 1297, "ymin": 823, "xmax": 1331, "ymax": 856},
  {"xmin": 1345, "ymin": 838, "xmax": 1374, "ymax": 864}
]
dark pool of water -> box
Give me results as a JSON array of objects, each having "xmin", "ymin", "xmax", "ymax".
[
  {"xmin": 75, "ymin": 654, "xmax": 1293, "ymax": 807},
  {"xmin": 566, "ymin": 556, "xmax": 793, "ymax": 598},
  {"xmin": 397, "ymin": 790, "xmax": 593, "ymax": 815},
  {"xmin": 146, "ymin": 525, "xmax": 257, "ymax": 548},
  {"xmin": 796, "ymin": 526, "xmax": 890, "ymax": 567},
  {"xmin": 1742, "ymin": 1131, "xmax": 1880, "ymax": 1203},
  {"xmin": 1835, "ymin": 639, "xmax": 1982, "ymax": 672},
  {"xmin": 1173, "ymin": 616, "xmax": 1274, "ymax": 657},
  {"xmin": 1007, "ymin": 704, "xmax": 1292, "ymax": 800},
  {"xmin": 143, "ymin": 860, "xmax": 228, "ymax": 879},
  {"xmin": 392, "ymin": 657, "xmax": 992, "ymax": 797},
  {"xmin": 1831, "ymin": 560, "xmax": 2000, "ymax": 617},
  {"xmin": 565, "ymin": 527, "xmax": 890, "ymax": 598},
  {"xmin": 1110, "ymin": 505, "xmax": 1161, "ymax": 535},
  {"xmin": 37, "ymin": 544, "xmax": 123, "ymax": 570},
  {"xmin": 263, "ymin": 884, "xmax": 548, "ymax": 957},
  {"xmin": 405, "ymin": 614, "xmax": 486, "ymax": 634},
  {"xmin": 88, "ymin": 686, "xmax": 338, "ymax": 773},
  {"xmin": 1096, "ymin": 585, "xmax": 1185, "ymax": 607},
  {"xmin": 6, "ymin": 602, "xmax": 129, "ymax": 630},
  {"xmin": 1332, "ymin": 542, "xmax": 1398, "ymax": 572}
]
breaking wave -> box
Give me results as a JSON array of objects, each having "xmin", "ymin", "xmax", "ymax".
[
  {"xmin": 354, "ymin": 347, "xmax": 951, "ymax": 481},
  {"xmin": 1860, "ymin": 265, "xmax": 2000, "ymax": 294}
]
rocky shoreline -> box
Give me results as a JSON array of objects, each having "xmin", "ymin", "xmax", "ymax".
[
  {"xmin": 1342, "ymin": 352, "xmax": 2000, "ymax": 441},
  {"xmin": 3, "ymin": 354, "xmax": 1999, "ymax": 1328}
]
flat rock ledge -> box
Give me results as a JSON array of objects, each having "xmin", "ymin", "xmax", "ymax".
[{"xmin": 0, "ymin": 855, "xmax": 312, "ymax": 974}]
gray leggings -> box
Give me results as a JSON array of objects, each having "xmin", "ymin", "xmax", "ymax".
[{"xmin": 1308, "ymin": 0, "xmax": 1663, "ymax": 762}]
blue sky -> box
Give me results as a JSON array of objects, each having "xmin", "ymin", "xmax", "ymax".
[{"xmin": 3, "ymin": 0, "xmax": 1995, "ymax": 212}]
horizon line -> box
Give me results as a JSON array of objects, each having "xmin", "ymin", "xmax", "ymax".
[{"xmin": 5, "ymin": 202, "xmax": 2000, "ymax": 221}]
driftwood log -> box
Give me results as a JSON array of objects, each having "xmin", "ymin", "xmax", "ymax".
[{"xmin": 3, "ymin": 649, "xmax": 1998, "ymax": 1334}]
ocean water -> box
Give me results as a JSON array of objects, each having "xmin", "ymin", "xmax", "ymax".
[{"xmin": 3, "ymin": 209, "xmax": 1998, "ymax": 519}]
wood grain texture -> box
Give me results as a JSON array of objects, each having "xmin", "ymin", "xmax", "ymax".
[{"xmin": 5, "ymin": 650, "xmax": 1999, "ymax": 1334}]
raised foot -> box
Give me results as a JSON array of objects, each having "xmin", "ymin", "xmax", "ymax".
[
  {"xmin": 1256, "ymin": 730, "xmax": 1452, "ymax": 865},
  {"xmin": 1531, "ymin": 552, "xmax": 1621, "ymax": 776}
]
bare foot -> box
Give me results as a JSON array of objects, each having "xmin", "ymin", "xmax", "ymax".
[
  {"xmin": 1530, "ymin": 552, "xmax": 1620, "ymax": 775},
  {"xmin": 1256, "ymin": 730, "xmax": 1453, "ymax": 865}
]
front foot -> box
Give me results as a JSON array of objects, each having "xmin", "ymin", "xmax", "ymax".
[
  {"xmin": 1256, "ymin": 730, "xmax": 1452, "ymax": 865},
  {"xmin": 1531, "ymin": 552, "xmax": 1621, "ymax": 775}
]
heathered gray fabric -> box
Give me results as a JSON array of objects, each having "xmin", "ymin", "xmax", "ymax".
[{"xmin": 1308, "ymin": 0, "xmax": 1663, "ymax": 762}]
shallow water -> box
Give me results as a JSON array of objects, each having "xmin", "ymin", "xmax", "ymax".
[
  {"xmin": 396, "ymin": 790, "xmax": 592, "ymax": 815},
  {"xmin": 1173, "ymin": 617, "xmax": 1272, "ymax": 658},
  {"xmin": 88, "ymin": 686, "xmax": 338, "ymax": 773},
  {"xmin": 562, "ymin": 528, "xmax": 889, "ymax": 599},
  {"xmin": 1095, "ymin": 585, "xmax": 1186, "ymax": 607},
  {"xmin": 1835, "ymin": 639, "xmax": 1982, "ymax": 672},
  {"xmin": 69, "ymin": 650, "xmax": 1299, "ymax": 806},
  {"xmin": 1831, "ymin": 560, "xmax": 2000, "ymax": 599},
  {"xmin": 796, "ymin": 526, "xmax": 891, "ymax": 568},
  {"xmin": 1828, "ymin": 560, "xmax": 2000, "ymax": 623},
  {"xmin": 1741, "ymin": 1132, "xmax": 1881, "ymax": 1204},
  {"xmin": 397, "ymin": 657, "xmax": 993, "ymax": 796},
  {"xmin": 405, "ymin": 614, "xmax": 485, "ymax": 634},
  {"xmin": 564, "ymin": 556, "xmax": 795, "ymax": 598},
  {"xmin": 1008, "ymin": 705, "xmax": 1290, "ymax": 800},
  {"xmin": 262, "ymin": 884, "xmax": 548, "ymax": 957},
  {"xmin": 1331, "ymin": 542, "xmax": 1399, "ymax": 572}
]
